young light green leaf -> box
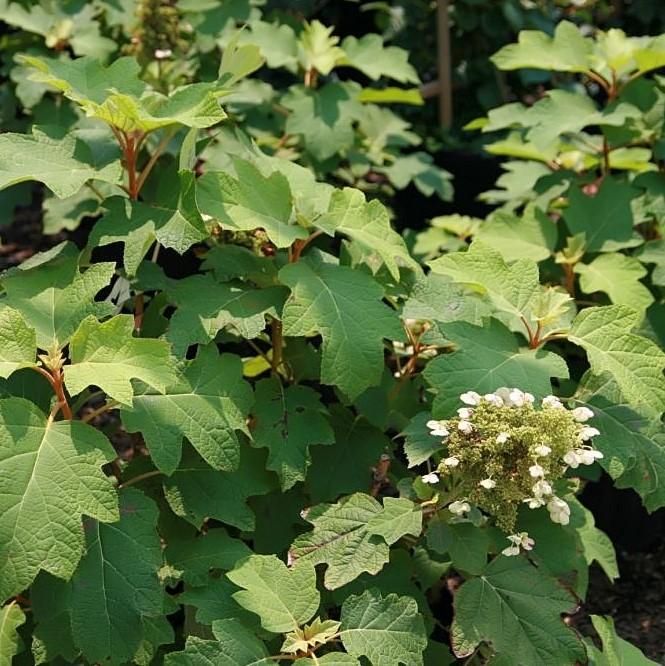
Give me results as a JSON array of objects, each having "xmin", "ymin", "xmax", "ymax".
[
  {"xmin": 491, "ymin": 21, "xmax": 592, "ymax": 72},
  {"xmin": 282, "ymin": 618, "xmax": 340, "ymax": 654},
  {"xmin": 575, "ymin": 254, "xmax": 654, "ymax": 314},
  {"xmin": 451, "ymin": 556, "xmax": 585, "ymax": 664},
  {"xmin": 315, "ymin": 187, "xmax": 418, "ymax": 279},
  {"xmin": 340, "ymin": 34, "xmax": 419, "ymax": 83},
  {"xmin": 424, "ymin": 318, "xmax": 568, "ymax": 416},
  {"xmin": 0, "ymin": 307, "xmax": 36, "ymax": 378},
  {"xmin": 197, "ymin": 159, "xmax": 305, "ymax": 248},
  {"xmin": 569, "ymin": 306, "xmax": 665, "ymax": 417},
  {"xmin": 164, "ymin": 274, "xmax": 288, "ymax": 355},
  {"xmin": 297, "ymin": 20, "xmax": 344, "ymax": 75},
  {"xmin": 279, "ymin": 260, "xmax": 403, "ymax": 400},
  {"xmin": 251, "ymin": 377, "xmax": 334, "ymax": 490},
  {"xmin": 0, "ymin": 397, "xmax": 118, "ymax": 601},
  {"xmin": 219, "ymin": 30, "xmax": 264, "ymax": 86},
  {"xmin": 0, "ymin": 602, "xmax": 25, "ymax": 665},
  {"xmin": 0, "ymin": 126, "xmax": 121, "ymax": 198},
  {"xmin": 164, "ymin": 619, "xmax": 271, "ymax": 666},
  {"xmin": 227, "ymin": 554, "xmax": 319, "ymax": 633},
  {"xmin": 586, "ymin": 615, "xmax": 659, "ymax": 666},
  {"xmin": 340, "ymin": 589, "xmax": 427, "ymax": 666},
  {"xmin": 64, "ymin": 315, "xmax": 177, "ymax": 405},
  {"xmin": 69, "ymin": 489, "xmax": 163, "ymax": 665},
  {"xmin": 1, "ymin": 253, "xmax": 115, "ymax": 349},
  {"xmin": 164, "ymin": 443, "xmax": 275, "ymax": 531},
  {"xmin": 88, "ymin": 172, "xmax": 208, "ymax": 276},
  {"xmin": 122, "ymin": 346, "xmax": 253, "ymax": 474}
]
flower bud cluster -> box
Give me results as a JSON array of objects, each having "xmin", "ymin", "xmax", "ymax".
[{"xmin": 423, "ymin": 388, "xmax": 603, "ymax": 549}]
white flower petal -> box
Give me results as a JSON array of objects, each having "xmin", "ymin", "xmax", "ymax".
[
  {"xmin": 421, "ymin": 472, "xmax": 440, "ymax": 484},
  {"xmin": 460, "ymin": 391, "xmax": 481, "ymax": 406},
  {"xmin": 572, "ymin": 406, "xmax": 594, "ymax": 422}
]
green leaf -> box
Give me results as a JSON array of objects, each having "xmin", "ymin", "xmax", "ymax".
[
  {"xmin": 295, "ymin": 654, "xmax": 358, "ymax": 665},
  {"xmin": 381, "ymin": 152, "xmax": 453, "ymax": 200},
  {"xmin": 165, "ymin": 618, "xmax": 272, "ymax": 666},
  {"xmin": 315, "ymin": 187, "xmax": 418, "ymax": 279},
  {"xmin": 297, "ymin": 20, "xmax": 344, "ymax": 75},
  {"xmin": 283, "ymin": 83, "xmax": 362, "ymax": 161},
  {"xmin": 0, "ymin": 126, "xmax": 121, "ymax": 198},
  {"xmin": 476, "ymin": 209, "xmax": 557, "ymax": 262},
  {"xmin": 424, "ymin": 318, "xmax": 568, "ymax": 416},
  {"xmin": 122, "ymin": 346, "xmax": 252, "ymax": 474},
  {"xmin": 289, "ymin": 493, "xmax": 420, "ymax": 590},
  {"xmin": 43, "ymin": 189, "xmax": 103, "ymax": 234},
  {"xmin": 357, "ymin": 87, "xmax": 423, "ymax": 105},
  {"xmin": 402, "ymin": 412, "xmax": 443, "ymax": 468},
  {"xmin": 491, "ymin": 21, "xmax": 592, "ymax": 72},
  {"xmin": 69, "ymin": 488, "xmax": 163, "ymax": 664},
  {"xmin": 563, "ymin": 178, "xmax": 640, "ymax": 252},
  {"xmin": 0, "ymin": 602, "xmax": 25, "ymax": 665},
  {"xmin": 451, "ymin": 556, "xmax": 585, "ymax": 664},
  {"xmin": 89, "ymin": 172, "xmax": 208, "ymax": 276},
  {"xmin": 0, "ymin": 397, "xmax": 118, "ymax": 601},
  {"xmin": 569, "ymin": 306, "xmax": 665, "ymax": 417},
  {"xmin": 165, "ymin": 273, "xmax": 287, "ymax": 355},
  {"xmin": 0, "ymin": 307, "xmax": 36, "ymax": 378},
  {"xmin": 227, "ymin": 554, "xmax": 319, "ymax": 633},
  {"xmin": 575, "ymin": 254, "xmax": 654, "ymax": 314},
  {"xmin": 197, "ymin": 159, "xmax": 306, "ymax": 248},
  {"xmin": 279, "ymin": 260, "xmax": 403, "ymax": 400},
  {"xmin": 202, "ymin": 245, "xmax": 278, "ymax": 287},
  {"xmin": 166, "ymin": 528, "xmax": 251, "ymax": 586},
  {"xmin": 340, "ymin": 589, "xmax": 427, "ymax": 666},
  {"xmin": 219, "ymin": 30, "xmax": 264, "ymax": 86},
  {"xmin": 586, "ymin": 615, "xmax": 659, "ymax": 665},
  {"xmin": 426, "ymin": 520, "xmax": 489, "ymax": 576},
  {"xmin": 164, "ymin": 443, "xmax": 275, "ymax": 531},
  {"xmin": 575, "ymin": 505, "xmax": 618, "ymax": 583},
  {"xmin": 340, "ymin": 34, "xmax": 419, "ymax": 83},
  {"xmin": 64, "ymin": 315, "xmax": 178, "ymax": 406},
  {"xmin": 251, "ymin": 377, "xmax": 334, "ymax": 490},
  {"xmin": 1, "ymin": 251, "xmax": 115, "ymax": 349},
  {"xmin": 305, "ymin": 405, "xmax": 390, "ymax": 503},
  {"xmin": 179, "ymin": 577, "xmax": 258, "ymax": 627},
  {"xmin": 244, "ymin": 20, "xmax": 298, "ymax": 69}
]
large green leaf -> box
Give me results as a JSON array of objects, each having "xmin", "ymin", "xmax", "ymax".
[
  {"xmin": 0, "ymin": 397, "xmax": 118, "ymax": 601},
  {"xmin": 0, "ymin": 602, "xmax": 25, "ymax": 665},
  {"xmin": 1, "ymin": 251, "xmax": 115, "ymax": 349},
  {"xmin": 340, "ymin": 34, "xmax": 419, "ymax": 83},
  {"xmin": 424, "ymin": 318, "xmax": 568, "ymax": 416},
  {"xmin": 227, "ymin": 555, "xmax": 319, "ymax": 633},
  {"xmin": 340, "ymin": 589, "xmax": 427, "ymax": 666},
  {"xmin": 251, "ymin": 377, "xmax": 334, "ymax": 490},
  {"xmin": 64, "ymin": 315, "xmax": 177, "ymax": 406},
  {"xmin": 197, "ymin": 159, "xmax": 306, "ymax": 248},
  {"xmin": 0, "ymin": 126, "xmax": 121, "ymax": 198},
  {"xmin": 163, "ymin": 443, "xmax": 275, "ymax": 531},
  {"xmin": 315, "ymin": 187, "xmax": 418, "ymax": 279},
  {"xmin": 122, "ymin": 346, "xmax": 253, "ymax": 475},
  {"xmin": 88, "ymin": 172, "xmax": 208, "ymax": 277},
  {"xmin": 279, "ymin": 260, "xmax": 403, "ymax": 400},
  {"xmin": 69, "ymin": 489, "xmax": 164, "ymax": 664},
  {"xmin": 289, "ymin": 493, "xmax": 422, "ymax": 590},
  {"xmin": 427, "ymin": 520, "xmax": 490, "ymax": 576},
  {"xmin": 451, "ymin": 556, "xmax": 585, "ymax": 664},
  {"xmin": 0, "ymin": 307, "xmax": 36, "ymax": 378},
  {"xmin": 569, "ymin": 306, "xmax": 665, "ymax": 417},
  {"xmin": 575, "ymin": 254, "xmax": 654, "ymax": 313}
]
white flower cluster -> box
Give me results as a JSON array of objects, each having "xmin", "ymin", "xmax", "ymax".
[{"xmin": 423, "ymin": 388, "xmax": 605, "ymax": 556}]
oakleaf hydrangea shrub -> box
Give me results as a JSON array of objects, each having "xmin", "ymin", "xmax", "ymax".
[{"xmin": 0, "ymin": 6, "xmax": 663, "ymax": 666}]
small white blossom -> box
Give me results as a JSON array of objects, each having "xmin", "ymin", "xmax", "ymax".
[
  {"xmin": 542, "ymin": 395, "xmax": 564, "ymax": 409},
  {"xmin": 508, "ymin": 388, "xmax": 526, "ymax": 407},
  {"xmin": 579, "ymin": 426, "xmax": 600, "ymax": 441},
  {"xmin": 571, "ymin": 406, "xmax": 594, "ymax": 422},
  {"xmin": 496, "ymin": 432, "xmax": 510, "ymax": 444},
  {"xmin": 449, "ymin": 500, "xmax": 471, "ymax": 516},
  {"xmin": 529, "ymin": 464, "xmax": 545, "ymax": 478},
  {"xmin": 479, "ymin": 478, "xmax": 496, "ymax": 489},
  {"xmin": 458, "ymin": 420, "xmax": 473, "ymax": 434},
  {"xmin": 154, "ymin": 48, "xmax": 173, "ymax": 59},
  {"xmin": 577, "ymin": 448, "xmax": 603, "ymax": 465},
  {"xmin": 524, "ymin": 496, "xmax": 546, "ymax": 509},
  {"xmin": 421, "ymin": 472, "xmax": 440, "ymax": 484},
  {"xmin": 426, "ymin": 419, "xmax": 449, "ymax": 438},
  {"xmin": 483, "ymin": 393, "xmax": 503, "ymax": 406},
  {"xmin": 443, "ymin": 456, "xmax": 460, "ymax": 468},
  {"xmin": 460, "ymin": 391, "xmax": 481, "ymax": 406},
  {"xmin": 532, "ymin": 479, "xmax": 553, "ymax": 497},
  {"xmin": 547, "ymin": 497, "xmax": 570, "ymax": 525},
  {"xmin": 457, "ymin": 407, "xmax": 473, "ymax": 419},
  {"xmin": 524, "ymin": 392, "xmax": 535, "ymax": 404},
  {"xmin": 534, "ymin": 444, "xmax": 552, "ymax": 457},
  {"xmin": 502, "ymin": 532, "xmax": 534, "ymax": 556},
  {"xmin": 563, "ymin": 450, "xmax": 580, "ymax": 468}
]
